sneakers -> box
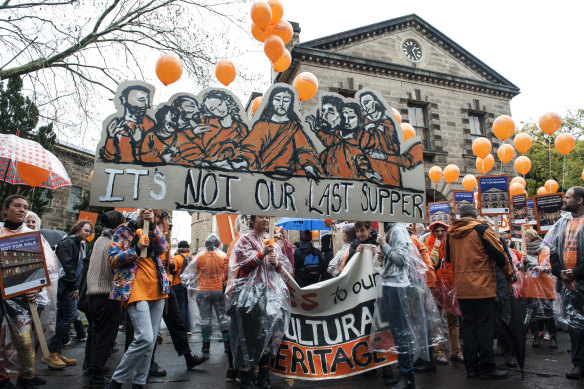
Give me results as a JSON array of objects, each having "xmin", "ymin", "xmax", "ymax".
[
  {"xmin": 40, "ymin": 353, "xmax": 66, "ymax": 369},
  {"xmin": 56, "ymin": 353, "xmax": 77, "ymax": 366},
  {"xmin": 148, "ymin": 362, "xmax": 167, "ymax": 377},
  {"xmin": 225, "ymin": 368, "xmax": 238, "ymax": 382},
  {"xmin": 566, "ymin": 365, "xmax": 584, "ymax": 379},
  {"xmin": 73, "ymin": 334, "xmax": 87, "ymax": 342}
]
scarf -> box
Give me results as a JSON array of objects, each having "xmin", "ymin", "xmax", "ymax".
[
  {"xmin": 424, "ymin": 234, "xmax": 445, "ymax": 260},
  {"xmin": 526, "ymin": 240, "xmax": 541, "ymax": 256}
]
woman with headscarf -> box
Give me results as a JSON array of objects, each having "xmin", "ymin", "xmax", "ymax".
[{"xmin": 226, "ymin": 216, "xmax": 292, "ymax": 389}]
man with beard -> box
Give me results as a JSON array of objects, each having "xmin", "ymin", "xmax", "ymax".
[
  {"xmin": 358, "ymin": 91, "xmax": 422, "ymax": 187},
  {"xmin": 100, "ymin": 85, "xmax": 155, "ymax": 163},
  {"xmin": 240, "ymin": 86, "xmax": 321, "ymax": 177},
  {"xmin": 550, "ymin": 186, "xmax": 584, "ymax": 379},
  {"xmin": 306, "ymin": 95, "xmax": 344, "ymax": 149}
]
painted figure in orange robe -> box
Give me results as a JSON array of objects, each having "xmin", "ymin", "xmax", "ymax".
[
  {"xmin": 197, "ymin": 90, "xmax": 249, "ymax": 170},
  {"xmin": 240, "ymin": 86, "xmax": 321, "ymax": 177},
  {"xmin": 139, "ymin": 105, "xmax": 197, "ymax": 164},
  {"xmin": 359, "ymin": 91, "xmax": 422, "ymax": 187},
  {"xmin": 100, "ymin": 85, "xmax": 155, "ymax": 163},
  {"xmin": 320, "ymin": 102, "xmax": 378, "ymax": 180},
  {"xmin": 171, "ymin": 96, "xmax": 207, "ymax": 162}
]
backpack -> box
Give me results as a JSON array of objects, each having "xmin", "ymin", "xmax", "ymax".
[{"xmin": 300, "ymin": 249, "xmax": 321, "ymax": 279}]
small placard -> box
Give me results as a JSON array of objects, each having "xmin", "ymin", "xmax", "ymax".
[
  {"xmin": 453, "ymin": 191, "xmax": 475, "ymax": 220},
  {"xmin": 534, "ymin": 193, "xmax": 564, "ymax": 234},
  {"xmin": 511, "ymin": 194, "xmax": 528, "ymax": 224},
  {"xmin": 478, "ymin": 175, "xmax": 510, "ymax": 215},
  {"xmin": 428, "ymin": 201, "xmax": 451, "ymax": 225}
]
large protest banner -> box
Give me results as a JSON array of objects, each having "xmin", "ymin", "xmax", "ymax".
[
  {"xmin": 90, "ymin": 81, "xmax": 426, "ymax": 222},
  {"xmin": 271, "ymin": 248, "xmax": 395, "ymax": 379}
]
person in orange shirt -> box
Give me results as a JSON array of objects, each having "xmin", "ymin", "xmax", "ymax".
[
  {"xmin": 192, "ymin": 234, "xmax": 229, "ymax": 354},
  {"xmin": 550, "ymin": 186, "xmax": 584, "ymax": 379},
  {"xmin": 100, "ymin": 85, "xmax": 155, "ymax": 164},
  {"xmin": 240, "ymin": 86, "xmax": 321, "ymax": 177},
  {"xmin": 169, "ymin": 241, "xmax": 193, "ymax": 334}
]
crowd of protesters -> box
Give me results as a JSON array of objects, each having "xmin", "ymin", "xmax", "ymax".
[{"xmin": 0, "ymin": 186, "xmax": 583, "ymax": 388}]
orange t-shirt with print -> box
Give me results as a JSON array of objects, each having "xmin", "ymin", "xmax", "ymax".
[
  {"xmin": 563, "ymin": 217, "xmax": 584, "ymax": 270},
  {"xmin": 128, "ymin": 257, "xmax": 168, "ymax": 305}
]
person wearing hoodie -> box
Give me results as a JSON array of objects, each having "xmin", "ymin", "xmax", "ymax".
[
  {"xmin": 445, "ymin": 205, "xmax": 514, "ymax": 380},
  {"xmin": 293, "ymin": 230, "xmax": 325, "ymax": 287}
]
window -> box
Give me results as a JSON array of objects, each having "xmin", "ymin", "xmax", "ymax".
[
  {"xmin": 39, "ymin": 189, "xmax": 52, "ymax": 208},
  {"xmin": 491, "ymin": 194, "xmax": 497, "ymax": 201},
  {"xmin": 500, "ymin": 193, "xmax": 505, "ymax": 200},
  {"xmin": 483, "ymin": 194, "xmax": 489, "ymax": 201},
  {"xmin": 469, "ymin": 114, "xmax": 484, "ymax": 140},
  {"xmin": 407, "ymin": 104, "xmax": 431, "ymax": 149},
  {"xmin": 68, "ymin": 186, "xmax": 82, "ymax": 212}
]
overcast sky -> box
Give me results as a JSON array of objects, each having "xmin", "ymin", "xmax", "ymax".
[{"xmin": 169, "ymin": 0, "xmax": 584, "ymax": 244}]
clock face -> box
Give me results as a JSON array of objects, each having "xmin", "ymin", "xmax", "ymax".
[{"xmin": 402, "ymin": 40, "xmax": 423, "ymax": 62}]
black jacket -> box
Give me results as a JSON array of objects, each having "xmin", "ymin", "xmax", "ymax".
[
  {"xmin": 294, "ymin": 242, "xmax": 325, "ymax": 287},
  {"xmin": 347, "ymin": 229, "xmax": 378, "ymax": 265},
  {"xmin": 55, "ymin": 234, "xmax": 83, "ymax": 293}
]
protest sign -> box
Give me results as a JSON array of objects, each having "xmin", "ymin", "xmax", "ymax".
[
  {"xmin": 510, "ymin": 218, "xmax": 522, "ymax": 242},
  {"xmin": 534, "ymin": 193, "xmax": 564, "ymax": 234},
  {"xmin": 478, "ymin": 175, "xmax": 510, "ymax": 215},
  {"xmin": 452, "ymin": 191, "xmax": 474, "ymax": 219},
  {"xmin": 272, "ymin": 248, "xmax": 395, "ymax": 379},
  {"xmin": 90, "ymin": 81, "xmax": 426, "ymax": 223},
  {"xmin": 511, "ymin": 194, "xmax": 528, "ymax": 224},
  {"xmin": 0, "ymin": 232, "xmax": 50, "ymax": 299},
  {"xmin": 427, "ymin": 202, "xmax": 451, "ymax": 225},
  {"xmin": 78, "ymin": 211, "xmax": 98, "ymax": 226},
  {"xmin": 526, "ymin": 198, "xmax": 537, "ymax": 225}
]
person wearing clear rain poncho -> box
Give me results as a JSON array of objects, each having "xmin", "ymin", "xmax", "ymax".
[
  {"xmin": 548, "ymin": 186, "xmax": 584, "ymax": 380},
  {"xmin": 0, "ymin": 196, "xmax": 61, "ymax": 388},
  {"xmin": 327, "ymin": 223, "xmax": 356, "ymax": 277},
  {"xmin": 371, "ymin": 222, "xmax": 436, "ymax": 389},
  {"xmin": 226, "ymin": 216, "xmax": 292, "ymax": 389}
]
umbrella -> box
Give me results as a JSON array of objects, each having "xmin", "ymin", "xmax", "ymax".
[
  {"xmin": 497, "ymin": 293, "xmax": 528, "ymax": 378},
  {"xmin": 39, "ymin": 228, "xmax": 67, "ymax": 249},
  {"xmin": 0, "ymin": 134, "xmax": 72, "ymax": 189},
  {"xmin": 275, "ymin": 217, "xmax": 329, "ymax": 231}
]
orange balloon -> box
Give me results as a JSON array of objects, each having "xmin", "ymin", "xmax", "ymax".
[
  {"xmin": 215, "ymin": 60, "xmax": 236, "ymax": 86},
  {"xmin": 472, "ymin": 137, "xmax": 492, "ymax": 159},
  {"xmin": 155, "ymin": 54, "xmax": 183, "ymax": 86},
  {"xmin": 267, "ymin": 0, "xmax": 283, "ymax": 25},
  {"xmin": 443, "ymin": 164, "xmax": 460, "ymax": 184},
  {"xmin": 250, "ymin": 1, "xmax": 272, "ymax": 30},
  {"xmin": 264, "ymin": 35, "xmax": 284, "ymax": 62},
  {"xmin": 272, "ymin": 49, "xmax": 291, "ymax": 72},
  {"xmin": 428, "ymin": 166, "xmax": 443, "ymax": 183},
  {"xmin": 513, "ymin": 132, "xmax": 532, "ymax": 154},
  {"xmin": 251, "ymin": 96, "xmax": 262, "ymax": 114},
  {"xmin": 271, "ymin": 20, "xmax": 293, "ymax": 45},
  {"xmin": 514, "ymin": 155, "xmax": 532, "ymax": 175},
  {"xmin": 544, "ymin": 179, "xmax": 559, "ymax": 193},
  {"xmin": 86, "ymin": 233, "xmax": 95, "ymax": 243},
  {"xmin": 251, "ymin": 22, "xmax": 268, "ymax": 42},
  {"xmin": 16, "ymin": 162, "xmax": 50, "ymax": 188},
  {"xmin": 510, "ymin": 182, "xmax": 525, "ymax": 197},
  {"xmin": 496, "ymin": 144, "xmax": 515, "ymax": 164},
  {"xmin": 475, "ymin": 154, "xmax": 495, "ymax": 174},
  {"xmin": 401, "ymin": 123, "xmax": 416, "ymax": 141},
  {"xmin": 537, "ymin": 186, "xmax": 549, "ymax": 196},
  {"xmin": 293, "ymin": 72, "xmax": 318, "ymax": 101},
  {"xmin": 555, "ymin": 133, "xmax": 575, "ymax": 156},
  {"xmin": 539, "ymin": 112, "xmax": 562, "ymax": 136},
  {"xmin": 511, "ymin": 176, "xmax": 526, "ymax": 188},
  {"xmin": 462, "ymin": 174, "xmax": 477, "ymax": 191},
  {"xmin": 492, "ymin": 115, "xmax": 515, "ymax": 141},
  {"xmin": 392, "ymin": 107, "xmax": 402, "ymax": 124},
  {"xmin": 89, "ymin": 170, "xmax": 93, "ymax": 182},
  {"xmin": 582, "ymin": 168, "xmax": 584, "ymax": 181}
]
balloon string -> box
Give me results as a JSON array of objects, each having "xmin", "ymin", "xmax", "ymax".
[
  {"xmin": 434, "ymin": 182, "xmax": 436, "ymax": 202},
  {"xmin": 548, "ymin": 136, "xmax": 552, "ymax": 178},
  {"xmin": 562, "ymin": 156, "xmax": 566, "ymax": 191}
]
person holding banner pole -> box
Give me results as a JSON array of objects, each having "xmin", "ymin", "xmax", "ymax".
[
  {"xmin": 0, "ymin": 195, "xmax": 61, "ymax": 388},
  {"xmin": 226, "ymin": 215, "xmax": 292, "ymax": 389}
]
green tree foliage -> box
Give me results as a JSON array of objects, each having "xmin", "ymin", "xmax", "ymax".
[
  {"xmin": 0, "ymin": 76, "xmax": 56, "ymax": 217},
  {"xmin": 518, "ymin": 109, "xmax": 584, "ymax": 196}
]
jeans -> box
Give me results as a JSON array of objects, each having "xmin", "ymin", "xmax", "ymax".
[
  {"xmin": 87, "ymin": 295, "xmax": 122, "ymax": 373},
  {"xmin": 112, "ymin": 299, "xmax": 165, "ymax": 385},
  {"xmin": 173, "ymin": 284, "xmax": 191, "ymax": 332},
  {"xmin": 458, "ymin": 298, "xmax": 496, "ymax": 375},
  {"xmin": 49, "ymin": 289, "xmax": 78, "ymax": 354},
  {"xmin": 196, "ymin": 290, "xmax": 229, "ymax": 334},
  {"xmin": 382, "ymin": 286, "xmax": 414, "ymax": 375}
]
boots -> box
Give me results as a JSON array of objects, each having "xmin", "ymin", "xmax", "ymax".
[
  {"xmin": 549, "ymin": 335, "xmax": 558, "ymax": 349},
  {"xmin": 239, "ymin": 370, "xmax": 258, "ymax": 389},
  {"xmin": 202, "ymin": 341, "xmax": 210, "ymax": 354},
  {"xmin": 256, "ymin": 366, "xmax": 271, "ymax": 389},
  {"xmin": 390, "ymin": 373, "xmax": 415, "ymax": 389}
]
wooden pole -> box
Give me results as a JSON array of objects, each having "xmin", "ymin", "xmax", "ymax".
[
  {"xmin": 141, "ymin": 219, "xmax": 150, "ymax": 257},
  {"xmin": 494, "ymin": 216, "xmax": 500, "ymax": 239},
  {"xmin": 269, "ymin": 218, "xmax": 275, "ymax": 240},
  {"xmin": 28, "ymin": 301, "xmax": 49, "ymax": 359}
]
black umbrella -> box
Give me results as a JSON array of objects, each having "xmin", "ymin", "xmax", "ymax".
[
  {"xmin": 497, "ymin": 291, "xmax": 528, "ymax": 378},
  {"xmin": 39, "ymin": 228, "xmax": 67, "ymax": 249}
]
